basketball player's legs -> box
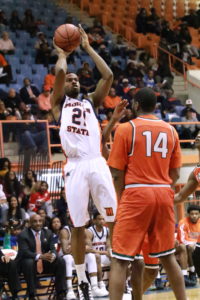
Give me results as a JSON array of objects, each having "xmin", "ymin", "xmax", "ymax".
[
  {"xmin": 193, "ymin": 246, "xmax": 200, "ymax": 278},
  {"xmin": 89, "ymin": 157, "xmax": 117, "ymax": 243},
  {"xmin": 64, "ymin": 160, "xmax": 90, "ymax": 285},
  {"xmin": 131, "ymin": 259, "xmax": 144, "ymax": 300},
  {"xmin": 148, "ymin": 188, "xmax": 187, "ymax": 300},
  {"xmin": 63, "ymin": 254, "xmax": 76, "ymax": 298}
]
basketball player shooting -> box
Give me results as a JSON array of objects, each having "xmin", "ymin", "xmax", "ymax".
[{"xmin": 50, "ymin": 25, "xmax": 117, "ymax": 299}]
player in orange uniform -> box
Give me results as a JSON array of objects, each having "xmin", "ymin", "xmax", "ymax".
[
  {"xmin": 108, "ymin": 87, "xmax": 186, "ymax": 300},
  {"xmin": 175, "ymin": 133, "xmax": 200, "ymax": 280}
]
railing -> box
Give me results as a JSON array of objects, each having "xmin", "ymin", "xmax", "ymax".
[{"xmin": 153, "ymin": 44, "xmax": 200, "ymax": 90}]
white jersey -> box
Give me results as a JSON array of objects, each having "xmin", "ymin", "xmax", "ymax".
[
  {"xmin": 88, "ymin": 225, "xmax": 108, "ymax": 251},
  {"xmin": 59, "ymin": 96, "xmax": 101, "ymax": 159}
]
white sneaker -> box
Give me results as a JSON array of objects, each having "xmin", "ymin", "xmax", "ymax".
[
  {"xmin": 98, "ymin": 286, "xmax": 109, "ymax": 296},
  {"xmin": 91, "ymin": 285, "xmax": 108, "ymax": 297},
  {"xmin": 66, "ymin": 289, "xmax": 76, "ymax": 300},
  {"xmin": 78, "ymin": 281, "xmax": 94, "ymax": 300}
]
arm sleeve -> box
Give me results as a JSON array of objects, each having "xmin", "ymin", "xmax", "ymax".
[
  {"xmin": 18, "ymin": 234, "xmax": 37, "ymax": 259},
  {"xmin": 107, "ymin": 124, "xmax": 129, "ymax": 170},
  {"xmin": 170, "ymin": 127, "xmax": 182, "ymax": 169}
]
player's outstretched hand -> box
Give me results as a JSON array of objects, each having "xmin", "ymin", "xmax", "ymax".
[
  {"xmin": 78, "ymin": 24, "xmax": 90, "ymax": 50},
  {"xmin": 53, "ymin": 38, "xmax": 71, "ymax": 57},
  {"xmin": 112, "ymin": 99, "xmax": 128, "ymax": 122}
]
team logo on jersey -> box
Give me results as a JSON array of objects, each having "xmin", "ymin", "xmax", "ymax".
[{"xmin": 104, "ymin": 207, "xmax": 114, "ymax": 216}]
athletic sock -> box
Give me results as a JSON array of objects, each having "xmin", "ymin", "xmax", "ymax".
[
  {"xmin": 90, "ymin": 276, "xmax": 98, "ymax": 288},
  {"xmin": 75, "ymin": 264, "xmax": 88, "ymax": 284},
  {"xmin": 99, "ymin": 281, "xmax": 105, "ymax": 288},
  {"xmin": 67, "ymin": 279, "xmax": 73, "ymax": 289}
]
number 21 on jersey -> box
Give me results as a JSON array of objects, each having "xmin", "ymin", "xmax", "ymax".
[{"xmin": 142, "ymin": 131, "xmax": 168, "ymax": 158}]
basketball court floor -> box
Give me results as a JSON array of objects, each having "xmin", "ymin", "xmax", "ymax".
[{"xmin": 97, "ymin": 286, "xmax": 200, "ymax": 299}]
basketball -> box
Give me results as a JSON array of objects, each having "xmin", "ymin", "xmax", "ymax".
[{"xmin": 54, "ymin": 24, "xmax": 81, "ymax": 52}]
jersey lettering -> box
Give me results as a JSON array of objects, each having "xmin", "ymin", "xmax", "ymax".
[{"xmin": 142, "ymin": 131, "xmax": 168, "ymax": 158}]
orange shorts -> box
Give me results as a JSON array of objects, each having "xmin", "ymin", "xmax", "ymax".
[
  {"xmin": 142, "ymin": 235, "xmax": 159, "ymax": 269},
  {"xmin": 112, "ymin": 186, "xmax": 175, "ymax": 261}
]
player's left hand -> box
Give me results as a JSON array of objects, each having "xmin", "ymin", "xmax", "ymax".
[
  {"xmin": 112, "ymin": 99, "xmax": 128, "ymax": 122},
  {"xmin": 78, "ymin": 24, "xmax": 90, "ymax": 50}
]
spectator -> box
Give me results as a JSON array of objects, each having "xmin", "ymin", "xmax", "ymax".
[
  {"xmin": 21, "ymin": 169, "xmax": 37, "ymax": 210},
  {"xmin": 3, "ymin": 170, "xmax": 22, "ymax": 199},
  {"xmin": 50, "ymin": 217, "xmax": 62, "ymax": 244},
  {"xmin": 22, "ymin": 9, "xmax": 38, "ymax": 37},
  {"xmin": 37, "ymin": 86, "xmax": 51, "ymax": 112},
  {"xmin": 181, "ymin": 9, "xmax": 199, "ymax": 29},
  {"xmin": 0, "ymin": 100, "xmax": 9, "ymax": 120},
  {"xmin": 0, "ymin": 31, "xmax": 15, "ymax": 54},
  {"xmin": 126, "ymin": 85, "xmax": 137, "ymax": 107},
  {"xmin": 17, "ymin": 214, "xmax": 67, "ymax": 299},
  {"xmin": 37, "ymin": 208, "xmax": 51, "ymax": 229},
  {"xmin": 35, "ymin": 32, "xmax": 51, "ymax": 66},
  {"xmin": 143, "ymin": 69, "xmax": 156, "ymax": 88},
  {"xmin": 29, "ymin": 181, "xmax": 51, "ymax": 216},
  {"xmin": 104, "ymin": 87, "xmax": 121, "ymax": 109},
  {"xmin": 177, "ymin": 205, "xmax": 200, "ymax": 283},
  {"xmin": 0, "ymin": 183, "xmax": 8, "ymax": 227},
  {"xmin": 136, "ymin": 8, "xmax": 148, "ymax": 34},
  {"xmin": 78, "ymin": 63, "xmax": 96, "ymax": 95},
  {"xmin": 54, "ymin": 188, "xmax": 68, "ymax": 226},
  {"xmin": 0, "ymin": 10, "xmax": 8, "ymax": 34},
  {"xmin": 181, "ymin": 108, "xmax": 200, "ymax": 148},
  {"xmin": 179, "ymin": 23, "xmax": 199, "ymax": 58},
  {"xmin": 117, "ymin": 78, "xmax": 132, "ymax": 98},
  {"xmin": 110, "ymin": 60, "xmax": 123, "ymax": 79},
  {"xmin": 0, "ymin": 157, "xmax": 11, "ymax": 179},
  {"xmin": 123, "ymin": 62, "xmax": 143, "ymax": 85},
  {"xmin": 9, "ymin": 10, "xmax": 22, "ymax": 31},
  {"xmin": 4, "ymin": 88, "xmax": 22, "ymax": 114},
  {"xmin": 0, "ymin": 53, "xmax": 13, "ymax": 84},
  {"xmin": 181, "ymin": 99, "xmax": 199, "ymax": 119},
  {"xmin": 98, "ymin": 44, "xmax": 111, "ymax": 65},
  {"xmin": 44, "ymin": 66, "xmax": 55, "ymax": 91},
  {"xmin": 3, "ymin": 195, "xmax": 27, "ymax": 226},
  {"xmin": 20, "ymin": 78, "xmax": 40, "ymax": 105}
]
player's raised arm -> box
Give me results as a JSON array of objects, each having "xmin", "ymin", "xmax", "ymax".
[
  {"xmin": 50, "ymin": 42, "xmax": 69, "ymax": 121},
  {"xmin": 79, "ymin": 24, "xmax": 113, "ymax": 108}
]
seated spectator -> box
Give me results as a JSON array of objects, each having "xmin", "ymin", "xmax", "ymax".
[
  {"xmin": 9, "ymin": 10, "xmax": 22, "ymax": 31},
  {"xmin": 90, "ymin": 19, "xmax": 105, "ymax": 37},
  {"xmin": 0, "ymin": 10, "xmax": 8, "ymax": 34},
  {"xmin": 29, "ymin": 181, "xmax": 52, "ymax": 216},
  {"xmin": 17, "ymin": 214, "xmax": 66, "ymax": 299},
  {"xmin": 20, "ymin": 78, "xmax": 40, "ymax": 105},
  {"xmin": 20, "ymin": 169, "xmax": 37, "ymax": 210},
  {"xmin": 143, "ymin": 70, "xmax": 156, "ymax": 88},
  {"xmin": 4, "ymin": 88, "xmax": 22, "ymax": 114},
  {"xmin": 0, "ymin": 157, "xmax": 11, "ymax": 179},
  {"xmin": 78, "ymin": 64, "xmax": 96, "ymax": 95},
  {"xmin": 35, "ymin": 32, "xmax": 51, "ymax": 66},
  {"xmin": 104, "ymin": 87, "xmax": 121, "ymax": 109},
  {"xmin": 179, "ymin": 24, "xmax": 199, "ymax": 58},
  {"xmin": 44, "ymin": 66, "xmax": 55, "ymax": 91},
  {"xmin": 181, "ymin": 99, "xmax": 199, "ymax": 119},
  {"xmin": 99, "ymin": 44, "xmax": 111, "ymax": 65},
  {"xmin": 22, "ymin": 9, "xmax": 38, "ymax": 37},
  {"xmin": 0, "ymin": 53, "xmax": 13, "ymax": 84},
  {"xmin": 181, "ymin": 108, "xmax": 200, "ymax": 148},
  {"xmin": 0, "ymin": 184, "xmax": 8, "ymax": 227},
  {"xmin": 0, "ymin": 249, "xmax": 21, "ymax": 299},
  {"xmin": 111, "ymin": 35, "xmax": 127, "ymax": 57},
  {"xmin": 181, "ymin": 9, "xmax": 199, "ymax": 29},
  {"xmin": 2, "ymin": 195, "xmax": 28, "ymax": 226},
  {"xmin": 0, "ymin": 31, "xmax": 15, "ymax": 54},
  {"xmin": 110, "ymin": 60, "xmax": 123, "ymax": 79},
  {"xmin": 177, "ymin": 205, "xmax": 200, "ymax": 283},
  {"xmin": 136, "ymin": 8, "xmax": 148, "ymax": 34},
  {"xmin": 37, "ymin": 86, "xmax": 51, "ymax": 112},
  {"xmin": 126, "ymin": 85, "xmax": 137, "ymax": 107},
  {"xmin": 117, "ymin": 78, "xmax": 132, "ymax": 98},
  {"xmin": 0, "ymin": 100, "xmax": 9, "ymax": 120},
  {"xmin": 50, "ymin": 217, "xmax": 62, "ymax": 244},
  {"xmin": 3, "ymin": 170, "xmax": 22, "ymax": 199},
  {"xmin": 37, "ymin": 208, "xmax": 51, "ymax": 229},
  {"xmin": 123, "ymin": 62, "xmax": 143, "ymax": 85},
  {"xmin": 54, "ymin": 188, "xmax": 68, "ymax": 226}
]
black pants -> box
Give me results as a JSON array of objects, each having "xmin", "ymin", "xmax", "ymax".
[
  {"xmin": 0, "ymin": 260, "xmax": 21, "ymax": 295},
  {"xmin": 193, "ymin": 246, "xmax": 200, "ymax": 277},
  {"xmin": 21, "ymin": 257, "xmax": 66, "ymax": 296}
]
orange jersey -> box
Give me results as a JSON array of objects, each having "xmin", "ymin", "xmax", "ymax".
[
  {"xmin": 177, "ymin": 217, "xmax": 200, "ymax": 245},
  {"xmin": 108, "ymin": 114, "xmax": 181, "ymax": 185}
]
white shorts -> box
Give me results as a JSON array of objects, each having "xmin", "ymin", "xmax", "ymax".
[
  {"xmin": 101, "ymin": 255, "xmax": 111, "ymax": 267},
  {"xmin": 64, "ymin": 156, "xmax": 117, "ymax": 227}
]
